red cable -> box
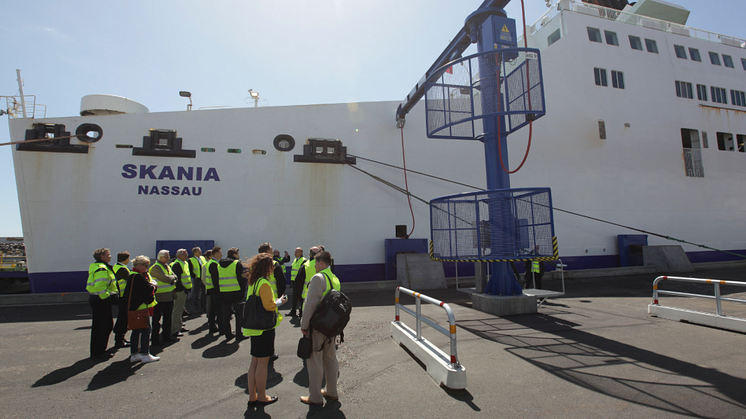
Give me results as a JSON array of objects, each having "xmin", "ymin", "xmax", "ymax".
[
  {"xmin": 498, "ymin": 0, "xmax": 533, "ymax": 174},
  {"xmin": 401, "ymin": 126, "xmax": 415, "ymax": 238}
]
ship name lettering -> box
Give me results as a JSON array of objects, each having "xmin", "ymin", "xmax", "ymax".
[
  {"xmin": 137, "ymin": 185, "xmax": 203, "ymax": 196},
  {"xmin": 121, "ymin": 164, "xmax": 220, "ymax": 181}
]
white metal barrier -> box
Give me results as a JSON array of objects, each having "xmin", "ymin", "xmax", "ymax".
[
  {"xmin": 648, "ymin": 275, "xmax": 746, "ymax": 333},
  {"xmin": 390, "ymin": 287, "xmax": 466, "ymax": 389}
]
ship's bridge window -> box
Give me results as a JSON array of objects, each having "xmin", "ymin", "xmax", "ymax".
[
  {"xmin": 711, "ymin": 87, "xmax": 727, "ymax": 104},
  {"xmin": 547, "ymin": 29, "xmax": 561, "ymax": 46},
  {"xmin": 689, "ymin": 48, "xmax": 702, "ymax": 62},
  {"xmin": 645, "ymin": 39, "xmax": 658, "ymax": 54},
  {"xmin": 675, "ymin": 81, "xmax": 693, "ymax": 99},
  {"xmin": 611, "ymin": 71, "xmax": 625, "ymax": 89},
  {"xmin": 674, "ymin": 45, "xmax": 687, "ymax": 59},
  {"xmin": 587, "ymin": 27, "xmax": 602, "ymax": 43},
  {"xmin": 709, "ymin": 52, "xmax": 721, "ymax": 66},
  {"xmin": 604, "ymin": 30, "xmax": 619, "ymax": 46},
  {"xmin": 681, "ymin": 128, "xmax": 704, "ymax": 178},
  {"xmin": 717, "ymin": 132, "xmax": 734, "ymax": 151},
  {"xmin": 731, "ymin": 90, "xmax": 746, "ymax": 107},
  {"xmin": 696, "ymin": 84, "xmax": 708, "ymax": 101},
  {"xmin": 742, "ymin": 58, "xmax": 746, "ymax": 71},
  {"xmin": 594, "ymin": 68, "xmax": 608, "ymax": 87},
  {"xmin": 723, "ymin": 55, "xmax": 734, "ymax": 68}
]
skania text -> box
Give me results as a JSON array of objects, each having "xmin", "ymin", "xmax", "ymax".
[{"xmin": 121, "ymin": 164, "xmax": 220, "ymax": 196}]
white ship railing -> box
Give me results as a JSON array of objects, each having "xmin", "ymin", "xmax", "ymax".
[
  {"xmin": 3, "ymin": 95, "xmax": 46, "ymax": 119},
  {"xmin": 531, "ymin": 0, "xmax": 746, "ymax": 50}
]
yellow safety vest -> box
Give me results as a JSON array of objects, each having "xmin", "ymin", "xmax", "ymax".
[
  {"xmin": 531, "ymin": 261, "xmax": 541, "ymax": 273},
  {"xmin": 204, "ymin": 259, "xmax": 218, "ymax": 290},
  {"xmin": 291, "ymin": 257, "xmax": 306, "ymax": 282},
  {"xmin": 303, "ymin": 268, "xmax": 341, "ymax": 312},
  {"xmin": 171, "ymin": 259, "xmax": 193, "ymax": 290},
  {"xmin": 149, "ymin": 262, "xmax": 175, "ymax": 294},
  {"xmin": 188, "ymin": 255, "xmax": 205, "ymax": 280},
  {"xmin": 86, "ymin": 262, "xmax": 116, "ymax": 299},
  {"xmin": 112, "ymin": 263, "xmax": 130, "ymax": 293},
  {"xmin": 267, "ymin": 260, "xmax": 281, "ymax": 298},
  {"xmin": 241, "ymin": 278, "xmax": 282, "ymax": 337},
  {"xmin": 216, "ymin": 260, "xmax": 241, "ymax": 292},
  {"xmin": 301, "ymin": 259, "xmax": 317, "ymax": 299}
]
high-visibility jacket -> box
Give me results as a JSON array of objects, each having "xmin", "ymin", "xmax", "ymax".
[
  {"xmin": 86, "ymin": 262, "xmax": 116, "ymax": 299},
  {"xmin": 302, "ymin": 267, "xmax": 341, "ymax": 313},
  {"xmin": 267, "ymin": 260, "xmax": 281, "ymax": 298},
  {"xmin": 290, "ymin": 257, "xmax": 306, "ymax": 282},
  {"xmin": 216, "ymin": 260, "xmax": 241, "ymax": 292},
  {"xmin": 149, "ymin": 262, "xmax": 175, "ymax": 294},
  {"xmin": 188, "ymin": 255, "xmax": 206, "ymax": 281},
  {"xmin": 204, "ymin": 259, "xmax": 218, "ymax": 290},
  {"xmin": 112, "ymin": 262, "xmax": 130, "ymax": 294},
  {"xmin": 171, "ymin": 258, "xmax": 193, "ymax": 290},
  {"xmin": 531, "ymin": 261, "xmax": 541, "ymax": 273},
  {"xmin": 301, "ymin": 258, "xmax": 317, "ymax": 299},
  {"xmin": 241, "ymin": 278, "xmax": 282, "ymax": 337}
]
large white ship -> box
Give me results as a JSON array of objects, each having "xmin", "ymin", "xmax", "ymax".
[{"xmin": 6, "ymin": 0, "xmax": 746, "ymax": 293}]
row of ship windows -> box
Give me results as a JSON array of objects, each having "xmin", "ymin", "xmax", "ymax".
[
  {"xmin": 587, "ymin": 27, "xmax": 746, "ymax": 70},
  {"xmin": 593, "ymin": 68, "xmax": 624, "ymax": 88},
  {"xmin": 674, "ymin": 81, "xmax": 746, "ymax": 106}
]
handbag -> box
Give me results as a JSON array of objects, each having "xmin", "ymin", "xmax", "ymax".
[
  {"xmin": 127, "ymin": 275, "xmax": 149, "ymax": 330},
  {"xmin": 297, "ymin": 334, "xmax": 312, "ymax": 359},
  {"xmin": 241, "ymin": 280, "xmax": 278, "ymax": 330}
]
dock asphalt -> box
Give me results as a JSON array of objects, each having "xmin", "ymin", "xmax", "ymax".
[{"xmin": 1, "ymin": 266, "xmax": 746, "ymax": 418}]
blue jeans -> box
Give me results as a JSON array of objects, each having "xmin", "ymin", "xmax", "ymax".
[{"xmin": 130, "ymin": 316, "xmax": 151, "ymax": 355}]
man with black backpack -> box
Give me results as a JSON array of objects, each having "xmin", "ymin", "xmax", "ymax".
[{"xmin": 299, "ymin": 251, "xmax": 341, "ymax": 406}]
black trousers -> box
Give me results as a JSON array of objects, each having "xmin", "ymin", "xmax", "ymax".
[
  {"xmin": 291, "ymin": 279, "xmax": 304, "ymax": 312},
  {"xmin": 207, "ymin": 288, "xmax": 221, "ymax": 332},
  {"xmin": 218, "ymin": 297, "xmax": 242, "ymax": 337},
  {"xmin": 152, "ymin": 299, "xmax": 174, "ymax": 342},
  {"xmin": 113, "ymin": 297, "xmax": 128, "ymax": 342},
  {"xmin": 89, "ymin": 296, "xmax": 113, "ymax": 357}
]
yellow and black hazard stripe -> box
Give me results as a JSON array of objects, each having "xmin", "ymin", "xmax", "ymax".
[{"xmin": 429, "ymin": 236, "xmax": 559, "ymax": 262}]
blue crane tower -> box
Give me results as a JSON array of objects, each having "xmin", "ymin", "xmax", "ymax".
[{"xmin": 396, "ymin": 0, "xmax": 556, "ymax": 300}]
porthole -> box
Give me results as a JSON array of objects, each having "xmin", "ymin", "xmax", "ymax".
[
  {"xmin": 76, "ymin": 123, "xmax": 103, "ymax": 143},
  {"xmin": 273, "ymin": 134, "xmax": 295, "ymax": 152}
]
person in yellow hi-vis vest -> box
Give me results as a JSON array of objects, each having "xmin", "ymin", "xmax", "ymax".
[
  {"xmin": 243, "ymin": 253, "xmax": 287, "ymax": 408},
  {"xmin": 295, "ymin": 246, "xmax": 320, "ymax": 318},
  {"xmin": 170, "ymin": 249, "xmax": 192, "ymax": 338},
  {"xmin": 209, "ymin": 247, "xmax": 245, "ymax": 340},
  {"xmin": 149, "ymin": 250, "xmax": 177, "ymax": 345},
  {"xmin": 111, "ymin": 251, "xmax": 132, "ymax": 348},
  {"xmin": 86, "ymin": 247, "xmax": 118, "ymax": 360},
  {"xmin": 288, "ymin": 247, "xmax": 307, "ymax": 317},
  {"xmin": 300, "ymin": 251, "xmax": 340, "ymax": 406}
]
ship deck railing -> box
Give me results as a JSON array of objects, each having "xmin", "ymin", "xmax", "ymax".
[{"xmin": 529, "ymin": 0, "xmax": 746, "ymax": 50}]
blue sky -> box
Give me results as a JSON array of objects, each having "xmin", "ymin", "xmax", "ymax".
[{"xmin": 1, "ymin": 0, "xmax": 745, "ymax": 236}]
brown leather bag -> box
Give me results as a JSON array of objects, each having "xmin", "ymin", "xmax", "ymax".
[{"xmin": 127, "ymin": 274, "xmax": 149, "ymax": 330}]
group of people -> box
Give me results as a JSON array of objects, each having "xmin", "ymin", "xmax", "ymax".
[{"xmin": 85, "ymin": 242, "xmax": 342, "ymax": 407}]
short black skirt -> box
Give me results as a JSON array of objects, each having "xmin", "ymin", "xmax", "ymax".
[{"xmin": 250, "ymin": 328, "xmax": 276, "ymax": 358}]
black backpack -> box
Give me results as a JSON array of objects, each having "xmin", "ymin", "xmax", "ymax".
[{"xmin": 310, "ymin": 272, "xmax": 352, "ymax": 343}]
